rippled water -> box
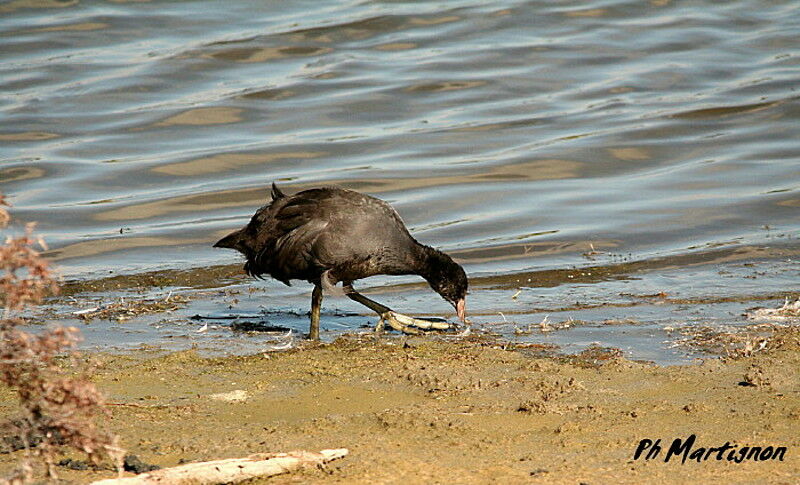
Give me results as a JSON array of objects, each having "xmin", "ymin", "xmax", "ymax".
[{"xmin": 2, "ymin": 0, "xmax": 799, "ymax": 362}]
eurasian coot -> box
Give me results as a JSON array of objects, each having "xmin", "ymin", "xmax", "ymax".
[{"xmin": 214, "ymin": 183, "xmax": 468, "ymax": 339}]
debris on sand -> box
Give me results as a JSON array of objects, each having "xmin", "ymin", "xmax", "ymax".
[
  {"xmin": 57, "ymin": 454, "xmax": 159, "ymax": 474},
  {"xmin": 666, "ymin": 322, "xmax": 790, "ymax": 358},
  {"xmin": 208, "ymin": 390, "xmax": 249, "ymax": 403},
  {"xmin": 70, "ymin": 293, "xmax": 188, "ymax": 322},
  {"xmin": 512, "ymin": 315, "xmax": 580, "ymax": 335},
  {"xmin": 746, "ymin": 298, "xmax": 800, "ymax": 321}
]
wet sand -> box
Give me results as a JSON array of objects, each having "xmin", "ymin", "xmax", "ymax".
[{"xmin": 1, "ymin": 328, "xmax": 797, "ymax": 484}]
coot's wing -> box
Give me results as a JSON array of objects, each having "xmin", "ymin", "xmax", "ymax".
[
  {"xmin": 265, "ymin": 187, "xmax": 416, "ymax": 283},
  {"xmin": 269, "ymin": 194, "xmax": 329, "ymax": 282}
]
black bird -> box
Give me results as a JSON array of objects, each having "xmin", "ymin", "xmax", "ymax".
[{"xmin": 214, "ymin": 183, "xmax": 468, "ymax": 340}]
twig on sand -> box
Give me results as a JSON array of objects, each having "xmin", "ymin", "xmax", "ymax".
[{"xmin": 89, "ymin": 448, "xmax": 348, "ymax": 485}]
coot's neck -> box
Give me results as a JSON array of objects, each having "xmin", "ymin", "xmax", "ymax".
[{"xmin": 410, "ymin": 243, "xmax": 451, "ymax": 283}]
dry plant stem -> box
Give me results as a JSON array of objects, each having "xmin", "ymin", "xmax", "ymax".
[
  {"xmin": 0, "ymin": 194, "xmax": 9, "ymax": 227},
  {"xmin": 89, "ymin": 449, "xmax": 349, "ymax": 485}
]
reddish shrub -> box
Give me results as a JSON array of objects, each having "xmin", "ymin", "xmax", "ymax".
[{"xmin": 0, "ymin": 194, "xmax": 122, "ymax": 481}]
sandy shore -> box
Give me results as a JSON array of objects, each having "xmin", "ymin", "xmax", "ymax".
[{"xmin": 1, "ymin": 327, "xmax": 797, "ymax": 484}]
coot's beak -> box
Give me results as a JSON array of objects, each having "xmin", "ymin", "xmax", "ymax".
[{"xmin": 456, "ymin": 298, "xmax": 466, "ymax": 323}]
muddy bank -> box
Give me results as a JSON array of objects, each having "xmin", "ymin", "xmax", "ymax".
[{"xmin": 1, "ymin": 329, "xmax": 797, "ymax": 484}]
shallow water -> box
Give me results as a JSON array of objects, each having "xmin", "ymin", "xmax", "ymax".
[{"xmin": 1, "ymin": 0, "xmax": 799, "ymax": 362}]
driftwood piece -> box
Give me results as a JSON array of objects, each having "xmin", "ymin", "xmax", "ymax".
[{"xmin": 90, "ymin": 448, "xmax": 348, "ymax": 485}]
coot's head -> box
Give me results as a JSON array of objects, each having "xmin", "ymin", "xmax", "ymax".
[
  {"xmin": 213, "ymin": 204, "xmax": 271, "ymax": 278},
  {"xmin": 214, "ymin": 184, "xmax": 285, "ymax": 277},
  {"xmin": 424, "ymin": 250, "xmax": 468, "ymax": 323},
  {"xmin": 214, "ymin": 225, "xmax": 258, "ymax": 276},
  {"xmin": 214, "ymin": 226, "xmax": 251, "ymax": 255}
]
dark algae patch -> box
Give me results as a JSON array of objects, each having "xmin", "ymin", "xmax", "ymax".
[{"xmin": 59, "ymin": 265, "xmax": 244, "ymax": 296}]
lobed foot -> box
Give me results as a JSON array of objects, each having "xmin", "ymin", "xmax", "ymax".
[{"xmin": 377, "ymin": 311, "xmax": 453, "ymax": 335}]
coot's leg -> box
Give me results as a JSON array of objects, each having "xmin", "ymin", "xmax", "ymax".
[
  {"xmin": 309, "ymin": 283, "xmax": 323, "ymax": 340},
  {"xmin": 342, "ymin": 283, "xmax": 422, "ymax": 335}
]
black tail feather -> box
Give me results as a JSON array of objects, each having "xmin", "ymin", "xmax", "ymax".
[{"xmin": 271, "ymin": 182, "xmax": 286, "ymax": 201}]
